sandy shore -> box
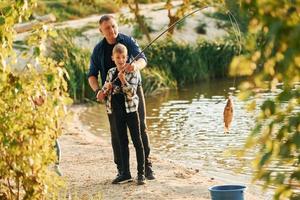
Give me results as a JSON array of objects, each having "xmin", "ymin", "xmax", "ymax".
[{"xmin": 58, "ymin": 105, "xmax": 265, "ymax": 200}]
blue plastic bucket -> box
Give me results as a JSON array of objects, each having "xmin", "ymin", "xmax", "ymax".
[{"xmin": 208, "ymin": 185, "xmax": 246, "ymax": 200}]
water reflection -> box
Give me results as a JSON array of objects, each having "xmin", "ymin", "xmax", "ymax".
[{"xmin": 146, "ymin": 81, "xmax": 255, "ymax": 178}]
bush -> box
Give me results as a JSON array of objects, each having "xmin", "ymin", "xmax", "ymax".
[
  {"xmin": 0, "ymin": 3, "xmax": 71, "ymax": 199},
  {"xmin": 145, "ymin": 38, "xmax": 239, "ymax": 86}
]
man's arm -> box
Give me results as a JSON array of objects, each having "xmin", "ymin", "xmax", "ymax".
[
  {"xmin": 125, "ymin": 58, "xmax": 147, "ymax": 72},
  {"xmin": 133, "ymin": 57, "xmax": 147, "ymax": 71},
  {"xmin": 125, "ymin": 35, "xmax": 147, "ymax": 72},
  {"xmin": 88, "ymin": 76, "xmax": 100, "ymax": 91}
]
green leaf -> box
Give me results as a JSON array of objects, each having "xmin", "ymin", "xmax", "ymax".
[
  {"xmin": 289, "ymin": 115, "xmax": 300, "ymax": 129},
  {"xmin": 291, "ymin": 171, "xmax": 300, "ymax": 181},
  {"xmin": 252, "ymin": 124, "xmax": 262, "ymax": 136},
  {"xmin": 261, "ymin": 99, "xmax": 276, "ymax": 116},
  {"xmin": 0, "ymin": 17, "xmax": 5, "ymax": 25},
  {"xmin": 47, "ymin": 74, "xmax": 54, "ymax": 84},
  {"xmin": 275, "ymin": 173, "xmax": 285, "ymax": 184},
  {"xmin": 1, "ymin": 6, "xmax": 12, "ymax": 16},
  {"xmin": 291, "ymin": 194, "xmax": 300, "ymax": 200},
  {"xmin": 33, "ymin": 47, "xmax": 40, "ymax": 57},
  {"xmin": 259, "ymin": 152, "xmax": 272, "ymax": 167},
  {"xmin": 292, "ymin": 132, "xmax": 300, "ymax": 148},
  {"xmin": 279, "ymin": 143, "xmax": 290, "ymax": 158},
  {"xmin": 278, "ymin": 89, "xmax": 293, "ymax": 102}
]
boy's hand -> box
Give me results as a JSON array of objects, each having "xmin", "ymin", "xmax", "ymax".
[
  {"xmin": 118, "ymin": 71, "xmax": 126, "ymax": 85},
  {"xmin": 104, "ymin": 82, "xmax": 112, "ymax": 91},
  {"xmin": 96, "ymin": 82, "xmax": 112, "ymax": 101},
  {"xmin": 96, "ymin": 91, "xmax": 106, "ymax": 101}
]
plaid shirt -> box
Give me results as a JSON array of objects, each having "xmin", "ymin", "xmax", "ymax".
[{"xmin": 102, "ymin": 67, "xmax": 140, "ymax": 114}]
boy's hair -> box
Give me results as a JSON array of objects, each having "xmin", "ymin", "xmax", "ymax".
[
  {"xmin": 113, "ymin": 43, "xmax": 128, "ymax": 55},
  {"xmin": 99, "ymin": 14, "xmax": 115, "ymax": 25}
]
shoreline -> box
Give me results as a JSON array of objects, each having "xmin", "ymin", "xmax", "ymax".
[{"xmin": 59, "ymin": 104, "xmax": 265, "ymax": 199}]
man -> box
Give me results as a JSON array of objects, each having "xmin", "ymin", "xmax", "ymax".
[{"xmin": 88, "ymin": 14, "xmax": 155, "ymax": 182}]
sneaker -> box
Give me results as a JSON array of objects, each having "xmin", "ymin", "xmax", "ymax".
[
  {"xmin": 111, "ymin": 174, "xmax": 133, "ymax": 184},
  {"xmin": 54, "ymin": 164, "xmax": 63, "ymax": 176},
  {"xmin": 137, "ymin": 175, "xmax": 146, "ymax": 185},
  {"xmin": 145, "ymin": 168, "xmax": 155, "ymax": 180}
]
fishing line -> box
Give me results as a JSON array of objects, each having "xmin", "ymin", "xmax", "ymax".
[{"xmin": 226, "ymin": 10, "xmax": 242, "ymax": 92}]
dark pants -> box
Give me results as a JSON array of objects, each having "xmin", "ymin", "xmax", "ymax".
[
  {"xmin": 137, "ymin": 86, "xmax": 151, "ymax": 168},
  {"xmin": 108, "ymin": 86, "xmax": 152, "ymax": 174},
  {"xmin": 113, "ymin": 109, "xmax": 145, "ymax": 176}
]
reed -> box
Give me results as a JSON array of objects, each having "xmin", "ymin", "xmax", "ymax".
[
  {"xmin": 145, "ymin": 39, "xmax": 239, "ymax": 86},
  {"xmin": 141, "ymin": 67, "xmax": 177, "ymax": 95},
  {"xmin": 48, "ymin": 29, "xmax": 94, "ymax": 103}
]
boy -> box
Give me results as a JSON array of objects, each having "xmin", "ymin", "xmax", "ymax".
[{"xmin": 99, "ymin": 43, "xmax": 145, "ymax": 185}]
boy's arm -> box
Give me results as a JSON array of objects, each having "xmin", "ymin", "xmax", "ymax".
[
  {"xmin": 121, "ymin": 72, "xmax": 138, "ymax": 98},
  {"xmin": 97, "ymin": 71, "xmax": 113, "ymax": 101}
]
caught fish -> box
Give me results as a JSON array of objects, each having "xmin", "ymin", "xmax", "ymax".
[{"xmin": 223, "ymin": 97, "xmax": 233, "ymax": 133}]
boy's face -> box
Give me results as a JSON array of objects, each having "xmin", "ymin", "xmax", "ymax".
[{"xmin": 112, "ymin": 52, "xmax": 127, "ymax": 69}]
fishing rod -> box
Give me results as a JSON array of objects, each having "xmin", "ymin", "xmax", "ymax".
[
  {"xmin": 111, "ymin": 5, "xmax": 242, "ymax": 92},
  {"xmin": 111, "ymin": 5, "xmax": 209, "ymax": 84}
]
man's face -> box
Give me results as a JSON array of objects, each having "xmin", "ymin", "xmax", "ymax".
[
  {"xmin": 112, "ymin": 52, "xmax": 127, "ymax": 69},
  {"xmin": 99, "ymin": 18, "xmax": 118, "ymax": 42}
]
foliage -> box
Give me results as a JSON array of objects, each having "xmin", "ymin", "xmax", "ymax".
[
  {"xmin": 195, "ymin": 21, "xmax": 207, "ymax": 34},
  {"xmin": 136, "ymin": 0, "xmax": 162, "ymax": 3},
  {"xmin": 146, "ymin": 38, "xmax": 239, "ymax": 86},
  {"xmin": 33, "ymin": 0, "xmax": 119, "ymax": 22},
  {"xmin": 115, "ymin": 0, "xmax": 152, "ymax": 42},
  {"xmin": 0, "ymin": 1, "xmax": 71, "ymax": 199},
  {"xmin": 48, "ymin": 29, "xmax": 94, "ymax": 103},
  {"xmin": 131, "ymin": 16, "xmax": 154, "ymax": 39},
  {"xmin": 165, "ymin": 0, "xmax": 191, "ymax": 35},
  {"xmin": 116, "ymin": 0, "xmax": 191, "ymax": 39},
  {"xmin": 141, "ymin": 67, "xmax": 177, "ymax": 95},
  {"xmin": 230, "ymin": 0, "xmax": 300, "ymax": 199}
]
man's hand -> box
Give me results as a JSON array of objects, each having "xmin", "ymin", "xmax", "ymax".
[
  {"xmin": 123, "ymin": 58, "xmax": 146, "ymax": 72},
  {"xmin": 123, "ymin": 62, "xmax": 137, "ymax": 72}
]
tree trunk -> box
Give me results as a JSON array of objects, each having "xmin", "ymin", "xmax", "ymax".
[{"xmin": 128, "ymin": 0, "xmax": 151, "ymax": 42}]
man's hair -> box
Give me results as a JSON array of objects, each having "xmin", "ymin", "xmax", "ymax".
[
  {"xmin": 99, "ymin": 14, "xmax": 115, "ymax": 25},
  {"xmin": 112, "ymin": 43, "xmax": 128, "ymax": 55}
]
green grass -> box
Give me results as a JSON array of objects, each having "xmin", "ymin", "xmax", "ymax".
[{"xmin": 33, "ymin": 0, "xmax": 120, "ymax": 22}]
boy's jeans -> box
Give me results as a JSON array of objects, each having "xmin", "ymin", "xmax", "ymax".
[{"xmin": 108, "ymin": 86, "xmax": 152, "ymax": 174}]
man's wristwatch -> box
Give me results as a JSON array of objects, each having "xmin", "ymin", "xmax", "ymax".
[{"xmin": 95, "ymin": 88, "xmax": 101, "ymax": 98}]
